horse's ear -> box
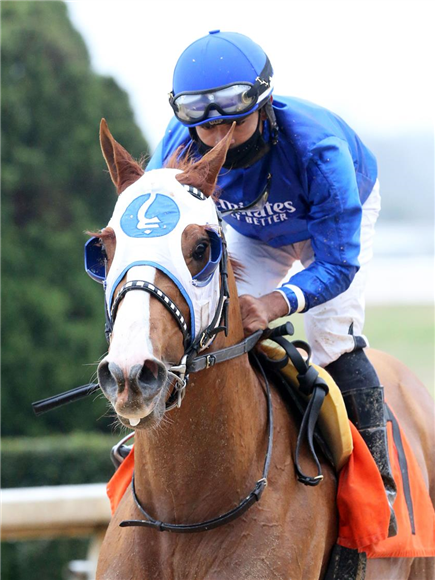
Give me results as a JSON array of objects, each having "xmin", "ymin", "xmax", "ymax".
[
  {"xmin": 175, "ymin": 123, "xmax": 235, "ymax": 197},
  {"xmin": 99, "ymin": 118, "xmax": 144, "ymax": 195}
]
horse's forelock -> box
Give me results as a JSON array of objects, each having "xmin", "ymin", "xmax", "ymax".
[
  {"xmin": 165, "ymin": 146, "xmax": 222, "ymax": 200},
  {"xmin": 86, "ymin": 227, "xmax": 115, "ymax": 241},
  {"xmin": 165, "ymin": 145, "xmax": 194, "ymax": 172}
]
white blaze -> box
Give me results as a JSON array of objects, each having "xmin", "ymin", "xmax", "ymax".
[{"xmin": 106, "ymin": 265, "xmax": 156, "ymax": 370}]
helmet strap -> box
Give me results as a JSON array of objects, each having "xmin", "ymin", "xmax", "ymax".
[
  {"xmin": 263, "ymin": 98, "xmax": 279, "ymax": 145},
  {"xmin": 245, "ymin": 55, "xmax": 273, "ymax": 100}
]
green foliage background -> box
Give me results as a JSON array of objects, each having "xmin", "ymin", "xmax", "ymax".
[{"xmin": 1, "ymin": 1, "xmax": 149, "ymax": 438}]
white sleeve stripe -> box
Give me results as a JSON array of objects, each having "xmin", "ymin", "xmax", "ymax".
[
  {"xmin": 282, "ymin": 284, "xmax": 306, "ymax": 313},
  {"xmin": 275, "ymin": 289, "xmax": 291, "ymax": 316}
]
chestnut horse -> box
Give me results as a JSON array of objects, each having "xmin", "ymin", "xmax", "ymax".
[{"xmin": 94, "ymin": 120, "xmax": 434, "ymax": 580}]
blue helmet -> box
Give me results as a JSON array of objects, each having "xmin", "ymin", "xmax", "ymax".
[{"xmin": 169, "ymin": 30, "xmax": 274, "ymax": 127}]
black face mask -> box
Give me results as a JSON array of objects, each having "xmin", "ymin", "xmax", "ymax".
[{"xmin": 192, "ymin": 115, "xmax": 271, "ymax": 170}]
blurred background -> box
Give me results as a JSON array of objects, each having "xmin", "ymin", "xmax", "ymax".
[{"xmin": 2, "ymin": 1, "xmax": 433, "ymax": 578}]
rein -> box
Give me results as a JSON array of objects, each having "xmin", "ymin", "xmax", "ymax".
[{"xmin": 120, "ymin": 351, "xmax": 273, "ymax": 533}]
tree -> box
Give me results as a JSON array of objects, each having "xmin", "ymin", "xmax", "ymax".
[{"xmin": 1, "ymin": 1, "xmax": 150, "ymax": 436}]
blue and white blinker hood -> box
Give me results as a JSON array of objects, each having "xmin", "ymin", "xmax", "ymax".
[{"xmin": 85, "ymin": 169, "xmax": 223, "ymax": 344}]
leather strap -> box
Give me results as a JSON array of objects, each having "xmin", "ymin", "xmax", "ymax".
[
  {"xmin": 261, "ymin": 335, "xmax": 329, "ymax": 486},
  {"xmin": 187, "ymin": 329, "xmax": 263, "ymax": 373},
  {"xmin": 120, "ymin": 352, "xmax": 274, "ymax": 533},
  {"xmin": 294, "ymin": 387, "xmax": 327, "ymax": 486},
  {"xmin": 120, "ymin": 475, "xmax": 268, "ymax": 533},
  {"xmin": 31, "ymin": 331, "xmax": 264, "ymax": 416}
]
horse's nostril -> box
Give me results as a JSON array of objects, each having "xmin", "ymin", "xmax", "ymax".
[
  {"xmin": 137, "ymin": 360, "xmax": 167, "ymax": 392},
  {"xmin": 97, "ymin": 361, "xmax": 123, "ymax": 396},
  {"xmin": 138, "ymin": 361, "xmax": 158, "ymax": 386},
  {"xmin": 98, "ymin": 359, "xmax": 166, "ymax": 401},
  {"xmin": 144, "ymin": 360, "xmax": 158, "ymax": 380},
  {"xmin": 98, "ymin": 361, "xmax": 109, "ymax": 385}
]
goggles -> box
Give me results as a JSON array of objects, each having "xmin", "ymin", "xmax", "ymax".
[
  {"xmin": 84, "ymin": 228, "xmax": 223, "ymax": 288},
  {"xmin": 170, "ymin": 57, "xmax": 273, "ymax": 126},
  {"xmin": 170, "ymin": 84, "xmax": 258, "ymax": 124}
]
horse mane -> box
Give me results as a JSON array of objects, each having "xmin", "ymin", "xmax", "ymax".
[{"xmin": 229, "ymin": 255, "xmax": 246, "ymax": 284}]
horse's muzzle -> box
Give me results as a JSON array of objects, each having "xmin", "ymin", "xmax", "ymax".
[{"xmin": 97, "ymin": 358, "xmax": 168, "ymax": 422}]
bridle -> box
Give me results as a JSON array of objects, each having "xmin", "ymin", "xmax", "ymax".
[
  {"xmin": 31, "ymin": 181, "xmax": 271, "ymax": 417},
  {"xmin": 104, "ymin": 180, "xmax": 276, "ymax": 413},
  {"xmin": 104, "ymin": 188, "xmax": 231, "ymax": 411},
  {"xmin": 98, "ymin": 192, "xmax": 276, "ymax": 532}
]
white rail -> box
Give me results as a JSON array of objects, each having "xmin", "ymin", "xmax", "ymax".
[
  {"xmin": 1, "ymin": 484, "xmax": 112, "ymax": 580},
  {"xmin": 1, "ymin": 483, "xmax": 111, "ymax": 540}
]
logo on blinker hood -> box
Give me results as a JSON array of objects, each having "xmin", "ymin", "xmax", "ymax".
[{"xmin": 120, "ymin": 193, "xmax": 180, "ymax": 238}]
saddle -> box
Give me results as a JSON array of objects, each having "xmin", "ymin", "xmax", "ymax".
[
  {"xmin": 256, "ymin": 329, "xmax": 435, "ymax": 580},
  {"xmin": 258, "ymin": 338, "xmax": 353, "ymax": 471}
]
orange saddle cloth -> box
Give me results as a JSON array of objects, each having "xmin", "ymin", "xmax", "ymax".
[
  {"xmin": 107, "ymin": 447, "xmax": 135, "ymax": 516},
  {"xmin": 107, "ymin": 407, "xmax": 435, "ymax": 559},
  {"xmin": 337, "ymin": 407, "xmax": 435, "ymax": 558}
]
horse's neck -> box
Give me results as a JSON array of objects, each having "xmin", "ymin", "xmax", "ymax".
[{"xmin": 133, "ymin": 302, "xmax": 266, "ymax": 522}]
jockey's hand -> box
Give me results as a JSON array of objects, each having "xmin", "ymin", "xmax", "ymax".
[{"xmin": 239, "ymin": 291, "xmax": 289, "ymax": 337}]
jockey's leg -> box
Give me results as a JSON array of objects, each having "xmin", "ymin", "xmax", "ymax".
[{"xmin": 325, "ymin": 349, "xmax": 398, "ymax": 537}]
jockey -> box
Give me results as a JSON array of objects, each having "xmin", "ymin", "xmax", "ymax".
[{"xmin": 146, "ymin": 30, "xmax": 397, "ymax": 535}]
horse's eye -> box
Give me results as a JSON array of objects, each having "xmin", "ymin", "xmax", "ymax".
[{"xmin": 192, "ymin": 242, "xmax": 208, "ymax": 261}]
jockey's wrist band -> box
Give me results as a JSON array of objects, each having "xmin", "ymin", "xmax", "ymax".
[
  {"xmin": 275, "ymin": 289, "xmax": 292, "ymax": 316},
  {"xmin": 277, "ymin": 284, "xmax": 306, "ymax": 314}
]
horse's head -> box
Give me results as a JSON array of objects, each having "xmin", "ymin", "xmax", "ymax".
[{"xmin": 87, "ymin": 119, "xmax": 234, "ymax": 430}]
